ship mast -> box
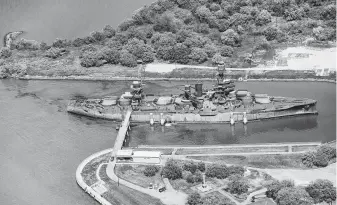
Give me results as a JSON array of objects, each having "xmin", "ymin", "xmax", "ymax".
[
  {"xmin": 216, "ymin": 61, "xmax": 225, "ymax": 85},
  {"xmin": 137, "ymin": 60, "xmax": 145, "ymax": 85}
]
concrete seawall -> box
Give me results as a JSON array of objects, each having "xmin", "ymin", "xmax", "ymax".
[{"xmin": 76, "ymin": 149, "xmax": 113, "ymax": 205}]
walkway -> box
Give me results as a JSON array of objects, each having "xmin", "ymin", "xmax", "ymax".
[{"xmin": 111, "ymin": 110, "xmax": 132, "ymax": 157}]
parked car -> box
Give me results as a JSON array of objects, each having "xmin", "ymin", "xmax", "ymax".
[{"xmin": 159, "ymin": 187, "xmax": 166, "ymax": 192}]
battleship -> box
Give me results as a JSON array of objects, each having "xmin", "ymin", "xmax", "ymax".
[{"xmin": 67, "ymin": 61, "xmax": 318, "ymax": 124}]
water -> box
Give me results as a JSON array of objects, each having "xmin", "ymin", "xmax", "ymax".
[
  {"xmin": 0, "ymin": 0, "xmax": 154, "ymax": 45},
  {"xmin": 0, "ymin": 79, "xmax": 335, "ymax": 205}
]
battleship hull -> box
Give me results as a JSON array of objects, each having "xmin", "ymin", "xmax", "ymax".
[{"xmin": 67, "ymin": 97, "xmax": 317, "ymax": 123}]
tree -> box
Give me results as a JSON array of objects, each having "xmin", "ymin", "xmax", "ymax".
[
  {"xmin": 228, "ymin": 165, "xmax": 245, "ymax": 176},
  {"xmin": 220, "ymin": 46, "xmax": 234, "ymax": 57},
  {"xmin": 153, "ymin": 12, "xmax": 178, "ymax": 33},
  {"xmin": 306, "ymin": 179, "xmax": 336, "ymax": 204},
  {"xmin": 183, "ymin": 35, "xmax": 208, "ymax": 48},
  {"xmin": 103, "ymin": 25, "xmax": 116, "ymax": 38},
  {"xmin": 284, "ymin": 6, "xmax": 305, "ymax": 21},
  {"xmin": 320, "ymin": 4, "xmax": 336, "ymax": 20},
  {"xmin": 228, "ymin": 178, "xmax": 249, "ymax": 195},
  {"xmin": 256, "ymin": 10, "xmax": 272, "ymax": 26},
  {"xmin": 276, "ymin": 187, "xmax": 314, "ymax": 205},
  {"xmin": 106, "ymin": 39, "xmax": 123, "ymax": 50},
  {"xmin": 205, "ymin": 163, "xmax": 229, "ymax": 179},
  {"xmin": 197, "ymin": 161, "xmax": 206, "ymax": 172},
  {"xmin": 187, "ymin": 192, "xmax": 202, "ymax": 205},
  {"xmin": 189, "ymin": 47, "xmax": 208, "ymax": 64},
  {"xmin": 0, "ymin": 47, "xmax": 12, "ymax": 59},
  {"xmin": 15, "ymin": 39, "xmax": 40, "ymax": 50},
  {"xmin": 72, "ymin": 38, "xmax": 86, "ymax": 47},
  {"xmin": 124, "ymin": 38, "xmax": 154, "ymax": 59},
  {"xmin": 141, "ymin": 51, "xmax": 155, "ymax": 63},
  {"xmin": 100, "ymin": 47, "xmax": 120, "ymax": 64},
  {"xmin": 39, "ymin": 42, "xmax": 50, "ymax": 50},
  {"xmin": 45, "ymin": 47, "xmax": 69, "ymax": 59},
  {"xmin": 263, "ymin": 26, "xmax": 280, "ymax": 41},
  {"xmin": 80, "ymin": 51, "xmax": 103, "ymax": 67},
  {"xmin": 186, "ymin": 173, "xmax": 195, "ymax": 183},
  {"xmin": 161, "ymin": 159, "xmax": 183, "ymax": 180},
  {"xmin": 183, "ymin": 161, "xmax": 198, "ymax": 174},
  {"xmin": 266, "ymin": 179, "xmax": 294, "ymax": 200},
  {"xmin": 118, "ymin": 18, "xmax": 136, "ymax": 31},
  {"xmin": 209, "ymin": 3, "xmax": 221, "ymax": 12},
  {"xmin": 52, "ymin": 38, "xmax": 70, "ymax": 48},
  {"xmin": 221, "ymin": 29, "xmax": 241, "ymax": 47},
  {"xmin": 119, "ymin": 50, "xmax": 137, "ymax": 67},
  {"xmin": 313, "ymin": 26, "xmax": 336, "ymax": 41},
  {"xmin": 211, "ymin": 53, "xmax": 226, "ymax": 65},
  {"xmin": 195, "ymin": 6, "xmax": 212, "ymax": 22},
  {"xmin": 173, "ymin": 43, "xmax": 191, "ymax": 64},
  {"xmin": 90, "ymin": 31, "xmax": 106, "ymax": 42}
]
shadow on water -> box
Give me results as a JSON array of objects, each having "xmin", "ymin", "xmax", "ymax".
[{"xmin": 128, "ymin": 115, "xmax": 318, "ymax": 146}]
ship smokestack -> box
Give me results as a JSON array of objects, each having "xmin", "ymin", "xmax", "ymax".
[{"xmin": 195, "ymin": 83, "xmax": 203, "ymax": 97}]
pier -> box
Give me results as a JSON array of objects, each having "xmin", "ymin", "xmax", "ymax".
[{"xmin": 111, "ymin": 110, "xmax": 132, "ymax": 158}]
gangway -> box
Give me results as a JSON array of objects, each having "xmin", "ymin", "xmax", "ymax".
[{"xmin": 111, "ymin": 110, "xmax": 132, "ymax": 158}]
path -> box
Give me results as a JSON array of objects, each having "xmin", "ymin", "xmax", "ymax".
[
  {"xmin": 111, "ymin": 110, "xmax": 132, "ymax": 157},
  {"xmin": 106, "ymin": 161, "xmax": 187, "ymax": 205}
]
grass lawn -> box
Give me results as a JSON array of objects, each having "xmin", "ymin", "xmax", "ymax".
[
  {"xmin": 203, "ymin": 191, "xmax": 236, "ymax": 205},
  {"xmin": 81, "ymin": 152, "xmax": 110, "ymax": 186},
  {"xmin": 115, "ymin": 164, "xmax": 164, "ymax": 188},
  {"xmin": 99, "ymin": 164, "xmax": 164, "ymax": 205},
  {"xmin": 175, "ymin": 146, "xmax": 288, "ymax": 155},
  {"xmin": 249, "ymin": 198, "xmax": 276, "ymax": 205},
  {"xmin": 187, "ymin": 154, "xmax": 308, "ymax": 169}
]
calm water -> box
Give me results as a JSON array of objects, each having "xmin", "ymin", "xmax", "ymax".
[
  {"xmin": 0, "ymin": 0, "xmax": 154, "ymax": 45},
  {"xmin": 0, "ymin": 79, "xmax": 335, "ymax": 205}
]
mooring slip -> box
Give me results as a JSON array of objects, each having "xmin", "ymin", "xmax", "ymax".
[{"xmin": 111, "ymin": 110, "xmax": 132, "ymax": 157}]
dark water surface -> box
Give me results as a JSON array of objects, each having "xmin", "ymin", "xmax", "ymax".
[
  {"xmin": 0, "ymin": 0, "xmax": 154, "ymax": 45},
  {"xmin": 0, "ymin": 79, "xmax": 335, "ymax": 205}
]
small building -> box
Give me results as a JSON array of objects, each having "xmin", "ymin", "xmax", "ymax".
[
  {"xmin": 116, "ymin": 149, "xmax": 133, "ymax": 161},
  {"xmin": 132, "ymin": 151, "xmax": 162, "ymax": 164}
]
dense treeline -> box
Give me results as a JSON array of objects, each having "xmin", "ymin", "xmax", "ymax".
[{"xmin": 4, "ymin": 0, "xmax": 336, "ymax": 68}]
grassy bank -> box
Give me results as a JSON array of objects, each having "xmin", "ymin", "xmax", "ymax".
[
  {"xmin": 80, "ymin": 152, "xmax": 110, "ymax": 186},
  {"xmin": 187, "ymin": 154, "xmax": 308, "ymax": 169},
  {"xmin": 99, "ymin": 164, "xmax": 164, "ymax": 205},
  {"xmin": 175, "ymin": 146, "xmax": 289, "ymax": 155},
  {"xmin": 115, "ymin": 164, "xmax": 164, "ymax": 188}
]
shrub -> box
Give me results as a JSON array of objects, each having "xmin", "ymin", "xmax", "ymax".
[
  {"xmin": 220, "ymin": 45, "xmax": 234, "ymax": 57},
  {"xmin": 228, "ymin": 174, "xmax": 243, "ymax": 182},
  {"xmin": 256, "ymin": 10, "xmax": 272, "ymax": 26},
  {"xmin": 45, "ymin": 47, "xmax": 69, "ymax": 59},
  {"xmin": 118, "ymin": 18, "xmax": 136, "ymax": 31},
  {"xmin": 52, "ymin": 38, "xmax": 70, "ymax": 48},
  {"xmin": 100, "ymin": 47, "xmax": 120, "ymax": 64},
  {"xmin": 82, "ymin": 36, "xmax": 96, "ymax": 45},
  {"xmin": 312, "ymin": 26, "xmax": 335, "ymax": 41},
  {"xmin": 103, "ymin": 25, "xmax": 116, "ymax": 38},
  {"xmin": 173, "ymin": 43, "xmax": 191, "ymax": 64},
  {"xmin": 106, "ymin": 39, "xmax": 123, "ymax": 50},
  {"xmin": 221, "ymin": 29, "xmax": 241, "ymax": 47},
  {"xmin": 194, "ymin": 170, "xmax": 203, "ymax": 183},
  {"xmin": 316, "ymin": 144, "xmax": 336, "ymax": 161},
  {"xmin": 205, "ymin": 164, "xmax": 229, "ymax": 179},
  {"xmin": 141, "ymin": 51, "xmax": 155, "ymax": 63},
  {"xmin": 80, "ymin": 51, "xmax": 103, "ymax": 67},
  {"xmin": 263, "ymin": 26, "xmax": 286, "ymax": 42},
  {"xmin": 320, "ymin": 4, "xmax": 336, "ymax": 20},
  {"xmin": 119, "ymin": 50, "xmax": 137, "ymax": 67},
  {"xmin": 189, "ymin": 48, "xmax": 208, "ymax": 64},
  {"xmin": 143, "ymin": 165, "xmax": 160, "ymax": 177},
  {"xmin": 79, "ymin": 45, "xmax": 97, "ymax": 58},
  {"xmin": 228, "ymin": 178, "xmax": 249, "ymax": 195},
  {"xmin": 197, "ymin": 161, "xmax": 205, "ymax": 172},
  {"xmin": 124, "ymin": 38, "xmax": 154, "ymax": 59},
  {"xmin": 161, "ymin": 159, "xmax": 183, "ymax": 180},
  {"xmin": 183, "ymin": 35, "xmax": 208, "ymax": 48},
  {"xmin": 183, "ymin": 161, "xmax": 198, "ymax": 174},
  {"xmin": 187, "ymin": 192, "xmax": 202, "ymax": 205},
  {"xmin": 0, "ymin": 47, "xmax": 12, "ymax": 59},
  {"xmin": 306, "ymin": 179, "xmax": 336, "ymax": 204},
  {"xmin": 313, "ymin": 151, "xmax": 329, "ymax": 167},
  {"xmin": 301, "ymin": 151, "xmax": 316, "ymax": 168}
]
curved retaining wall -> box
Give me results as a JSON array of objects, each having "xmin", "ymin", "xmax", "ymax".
[{"xmin": 76, "ymin": 149, "xmax": 113, "ymax": 205}]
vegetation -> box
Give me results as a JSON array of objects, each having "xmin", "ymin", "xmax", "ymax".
[
  {"xmin": 0, "ymin": 47, "xmax": 11, "ymax": 58},
  {"xmin": 301, "ymin": 144, "xmax": 336, "ymax": 168},
  {"xmin": 161, "ymin": 159, "xmax": 183, "ymax": 180},
  {"xmin": 305, "ymin": 179, "xmax": 336, "ymax": 204},
  {"xmin": 227, "ymin": 175, "xmax": 249, "ymax": 195},
  {"xmin": 143, "ymin": 165, "xmax": 160, "ymax": 177},
  {"xmin": 2, "ymin": 0, "xmax": 335, "ymax": 73}
]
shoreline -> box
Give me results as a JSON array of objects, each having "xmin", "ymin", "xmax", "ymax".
[
  {"xmin": 13, "ymin": 75, "xmax": 337, "ymax": 84},
  {"xmin": 75, "ymin": 148, "xmax": 113, "ymax": 205}
]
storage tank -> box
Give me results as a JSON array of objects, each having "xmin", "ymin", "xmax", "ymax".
[{"xmin": 195, "ymin": 83, "xmax": 203, "ymax": 97}]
